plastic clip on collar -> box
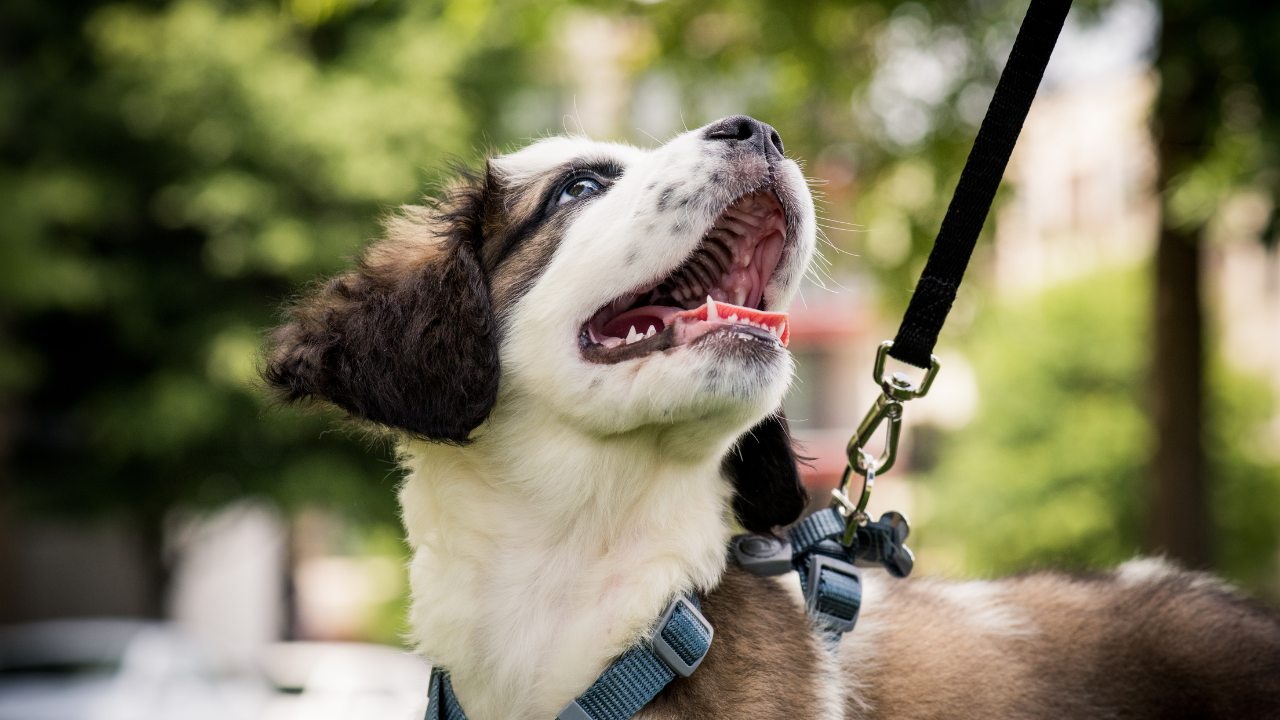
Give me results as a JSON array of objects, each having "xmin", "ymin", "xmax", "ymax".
[
  {"xmin": 787, "ymin": 509, "xmax": 863, "ymax": 638},
  {"xmin": 424, "ymin": 593, "xmax": 712, "ymax": 720}
]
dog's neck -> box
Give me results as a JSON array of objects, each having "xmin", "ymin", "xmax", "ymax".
[{"xmin": 399, "ymin": 403, "xmax": 741, "ymax": 720}]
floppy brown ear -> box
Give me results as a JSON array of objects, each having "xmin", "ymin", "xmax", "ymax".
[
  {"xmin": 724, "ymin": 410, "xmax": 809, "ymax": 533},
  {"xmin": 262, "ymin": 184, "xmax": 499, "ymax": 443}
]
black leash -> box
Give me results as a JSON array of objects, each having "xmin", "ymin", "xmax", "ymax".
[
  {"xmin": 736, "ymin": 0, "xmax": 1074, "ymax": 649},
  {"xmin": 836, "ymin": 0, "xmax": 1073, "ymax": 503},
  {"xmin": 889, "ymin": 0, "xmax": 1073, "ymax": 369}
]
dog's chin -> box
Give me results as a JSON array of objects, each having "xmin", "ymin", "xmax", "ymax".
[{"xmin": 581, "ymin": 326, "xmax": 791, "ymax": 456}]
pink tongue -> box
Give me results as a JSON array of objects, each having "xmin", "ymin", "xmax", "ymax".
[{"xmin": 601, "ymin": 306, "xmax": 683, "ymax": 338}]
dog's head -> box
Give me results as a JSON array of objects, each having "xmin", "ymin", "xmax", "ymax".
[{"xmin": 264, "ymin": 116, "xmax": 815, "ymax": 531}]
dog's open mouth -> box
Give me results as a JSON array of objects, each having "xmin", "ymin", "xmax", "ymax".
[{"xmin": 581, "ymin": 188, "xmax": 790, "ymax": 363}]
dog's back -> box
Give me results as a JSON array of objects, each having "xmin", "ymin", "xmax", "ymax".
[{"xmin": 651, "ymin": 559, "xmax": 1280, "ymax": 719}]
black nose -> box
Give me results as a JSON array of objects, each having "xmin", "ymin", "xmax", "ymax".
[{"xmin": 703, "ymin": 115, "xmax": 785, "ymax": 161}]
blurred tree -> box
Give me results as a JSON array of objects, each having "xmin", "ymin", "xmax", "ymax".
[
  {"xmin": 920, "ymin": 271, "xmax": 1151, "ymax": 574},
  {"xmin": 920, "ymin": 269, "xmax": 1280, "ymax": 597},
  {"xmin": 1149, "ymin": 0, "xmax": 1280, "ymax": 568},
  {"xmin": 1, "ymin": 0, "xmax": 1044, "ymax": 619},
  {"xmin": 3, "ymin": 0, "xmax": 1277, "ymax": 620},
  {"xmin": 0, "ymin": 0, "xmax": 489, "ymax": 614}
]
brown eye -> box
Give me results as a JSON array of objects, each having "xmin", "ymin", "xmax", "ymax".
[{"xmin": 557, "ymin": 177, "xmax": 602, "ymax": 205}]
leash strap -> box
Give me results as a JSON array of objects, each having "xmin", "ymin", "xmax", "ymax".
[
  {"xmin": 425, "ymin": 594, "xmax": 712, "ymax": 720},
  {"xmin": 888, "ymin": 0, "xmax": 1072, "ymax": 369}
]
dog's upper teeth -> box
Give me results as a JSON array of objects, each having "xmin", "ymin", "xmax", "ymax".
[{"xmin": 626, "ymin": 326, "xmax": 642, "ymax": 344}]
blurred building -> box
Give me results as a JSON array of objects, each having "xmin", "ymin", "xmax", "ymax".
[
  {"xmin": 999, "ymin": 67, "xmax": 1280, "ymax": 450},
  {"xmin": 994, "ymin": 72, "xmax": 1159, "ymax": 296}
]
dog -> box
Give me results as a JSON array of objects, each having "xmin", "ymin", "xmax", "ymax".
[{"xmin": 263, "ymin": 115, "xmax": 1280, "ymax": 719}]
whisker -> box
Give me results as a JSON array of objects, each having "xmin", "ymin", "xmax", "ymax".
[{"xmin": 815, "ymin": 217, "xmax": 865, "ymax": 228}]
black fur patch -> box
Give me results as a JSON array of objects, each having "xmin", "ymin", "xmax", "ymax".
[
  {"xmin": 262, "ymin": 174, "xmax": 500, "ymax": 443},
  {"xmin": 724, "ymin": 410, "xmax": 808, "ymax": 533}
]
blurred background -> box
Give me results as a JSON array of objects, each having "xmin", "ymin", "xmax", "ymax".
[{"xmin": 1, "ymin": 0, "xmax": 1278, "ymax": 716}]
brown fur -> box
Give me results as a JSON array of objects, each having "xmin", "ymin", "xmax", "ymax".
[
  {"xmin": 647, "ymin": 567, "xmax": 828, "ymax": 718},
  {"xmin": 662, "ymin": 564, "xmax": 1280, "ymax": 719},
  {"xmin": 262, "ymin": 174, "xmax": 501, "ymax": 443},
  {"xmin": 263, "ymin": 162, "xmax": 599, "ymax": 442},
  {"xmin": 852, "ymin": 567, "xmax": 1280, "ymax": 719}
]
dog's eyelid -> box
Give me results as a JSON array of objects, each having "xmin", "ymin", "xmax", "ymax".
[
  {"xmin": 542, "ymin": 169, "xmax": 616, "ymax": 215},
  {"xmin": 559, "ymin": 157, "xmax": 625, "ymax": 182}
]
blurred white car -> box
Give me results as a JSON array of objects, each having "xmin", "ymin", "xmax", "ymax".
[
  {"xmin": 0, "ymin": 619, "xmax": 269, "ymax": 720},
  {"xmin": 259, "ymin": 642, "xmax": 430, "ymax": 720},
  {"xmin": 0, "ymin": 620, "xmax": 430, "ymax": 720}
]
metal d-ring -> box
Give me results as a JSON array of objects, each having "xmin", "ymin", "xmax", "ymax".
[{"xmin": 848, "ymin": 342, "xmax": 940, "ymax": 478}]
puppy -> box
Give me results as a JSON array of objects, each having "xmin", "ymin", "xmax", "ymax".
[{"xmin": 264, "ymin": 116, "xmax": 1280, "ymax": 719}]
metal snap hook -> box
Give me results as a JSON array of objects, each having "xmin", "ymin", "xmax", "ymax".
[{"xmin": 829, "ymin": 341, "xmax": 940, "ymax": 547}]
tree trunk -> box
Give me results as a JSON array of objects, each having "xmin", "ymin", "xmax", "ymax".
[
  {"xmin": 1147, "ymin": 0, "xmax": 1215, "ymax": 569},
  {"xmin": 1147, "ymin": 226, "xmax": 1210, "ymax": 567}
]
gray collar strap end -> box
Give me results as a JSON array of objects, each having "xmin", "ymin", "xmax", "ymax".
[{"xmin": 425, "ymin": 593, "xmax": 713, "ymax": 720}]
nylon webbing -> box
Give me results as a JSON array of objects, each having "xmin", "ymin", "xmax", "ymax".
[
  {"xmin": 789, "ymin": 507, "xmax": 846, "ymax": 557},
  {"xmin": 789, "ymin": 509, "xmax": 863, "ymax": 639},
  {"xmin": 889, "ymin": 0, "xmax": 1072, "ymax": 368},
  {"xmin": 425, "ymin": 594, "xmax": 711, "ymax": 720}
]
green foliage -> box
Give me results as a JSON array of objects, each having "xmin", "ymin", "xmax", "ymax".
[
  {"xmin": 0, "ymin": 0, "xmax": 1030, "ymax": 532},
  {"xmin": 1210, "ymin": 362, "xmax": 1280, "ymax": 595},
  {"xmin": 0, "ymin": 0, "xmax": 486, "ymax": 530},
  {"xmin": 4, "ymin": 0, "xmax": 1278, "ymax": 617},
  {"xmin": 919, "ymin": 271, "xmax": 1151, "ymax": 574},
  {"xmin": 621, "ymin": 0, "xmax": 1026, "ymax": 310},
  {"xmin": 918, "ymin": 269, "xmax": 1280, "ymax": 597}
]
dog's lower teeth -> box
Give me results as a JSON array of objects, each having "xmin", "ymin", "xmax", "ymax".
[{"xmin": 626, "ymin": 326, "xmax": 642, "ymax": 344}]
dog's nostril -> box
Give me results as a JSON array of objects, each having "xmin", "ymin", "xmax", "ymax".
[
  {"xmin": 704, "ymin": 115, "xmax": 757, "ymax": 142},
  {"xmin": 704, "ymin": 115, "xmax": 786, "ymax": 159}
]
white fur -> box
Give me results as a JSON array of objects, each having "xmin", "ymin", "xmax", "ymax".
[
  {"xmin": 928, "ymin": 579, "xmax": 1037, "ymax": 637},
  {"xmin": 398, "ymin": 127, "xmax": 816, "ymax": 719},
  {"xmin": 1115, "ymin": 556, "xmax": 1232, "ymax": 593}
]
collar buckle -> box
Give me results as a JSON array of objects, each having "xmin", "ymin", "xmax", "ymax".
[
  {"xmin": 804, "ymin": 554, "xmax": 862, "ymax": 635},
  {"xmin": 650, "ymin": 595, "xmax": 713, "ymax": 677}
]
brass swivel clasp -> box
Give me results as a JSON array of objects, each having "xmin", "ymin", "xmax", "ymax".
[{"xmin": 830, "ymin": 341, "xmax": 940, "ymax": 546}]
